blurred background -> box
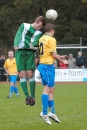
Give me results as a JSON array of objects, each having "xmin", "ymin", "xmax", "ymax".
[{"xmin": 0, "ymin": 0, "xmax": 87, "ymax": 57}]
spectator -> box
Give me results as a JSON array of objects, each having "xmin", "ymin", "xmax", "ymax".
[
  {"xmin": 0, "ymin": 54, "xmax": 7, "ymax": 81},
  {"xmin": 68, "ymin": 54, "xmax": 76, "ymax": 68},
  {"xmin": 76, "ymin": 52, "xmax": 85, "ymax": 68},
  {"xmin": 85, "ymin": 58, "xmax": 87, "ymax": 68},
  {"xmin": 59, "ymin": 58, "xmax": 68, "ymax": 69}
]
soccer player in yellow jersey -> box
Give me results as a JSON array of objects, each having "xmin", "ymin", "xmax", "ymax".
[
  {"xmin": 38, "ymin": 23, "xmax": 68, "ymax": 125},
  {"xmin": 4, "ymin": 50, "xmax": 19, "ymax": 98}
]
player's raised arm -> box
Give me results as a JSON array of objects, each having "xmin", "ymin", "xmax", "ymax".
[{"xmin": 52, "ymin": 53, "xmax": 68, "ymax": 64}]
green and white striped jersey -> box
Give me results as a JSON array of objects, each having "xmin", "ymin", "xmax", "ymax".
[{"xmin": 14, "ymin": 23, "xmax": 42, "ymax": 49}]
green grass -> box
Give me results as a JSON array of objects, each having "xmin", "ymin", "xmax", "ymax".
[{"xmin": 0, "ymin": 82, "xmax": 87, "ymax": 130}]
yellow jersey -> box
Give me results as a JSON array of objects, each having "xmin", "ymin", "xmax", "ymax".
[
  {"xmin": 4, "ymin": 58, "xmax": 18, "ymax": 75},
  {"xmin": 39, "ymin": 34, "xmax": 57, "ymax": 64}
]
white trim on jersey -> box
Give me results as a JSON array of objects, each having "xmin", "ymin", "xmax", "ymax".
[
  {"xmin": 18, "ymin": 23, "xmax": 30, "ymax": 49},
  {"xmin": 31, "ymin": 30, "xmax": 42, "ymax": 42}
]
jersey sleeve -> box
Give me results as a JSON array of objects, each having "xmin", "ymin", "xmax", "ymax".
[
  {"xmin": 4, "ymin": 60, "xmax": 7, "ymax": 69},
  {"xmin": 14, "ymin": 23, "xmax": 24, "ymax": 46},
  {"xmin": 49, "ymin": 38, "xmax": 57, "ymax": 53}
]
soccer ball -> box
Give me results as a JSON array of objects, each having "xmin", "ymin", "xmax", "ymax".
[{"xmin": 46, "ymin": 9, "xmax": 58, "ymax": 20}]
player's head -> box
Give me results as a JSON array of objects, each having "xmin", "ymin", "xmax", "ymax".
[
  {"xmin": 44, "ymin": 23, "xmax": 54, "ymax": 36},
  {"xmin": 33, "ymin": 16, "xmax": 46, "ymax": 30},
  {"xmin": 8, "ymin": 50, "xmax": 14, "ymax": 59}
]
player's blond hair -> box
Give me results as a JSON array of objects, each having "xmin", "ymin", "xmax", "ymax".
[{"xmin": 8, "ymin": 50, "xmax": 14, "ymax": 54}]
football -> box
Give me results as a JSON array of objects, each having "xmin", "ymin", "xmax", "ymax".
[{"xmin": 46, "ymin": 9, "xmax": 58, "ymax": 20}]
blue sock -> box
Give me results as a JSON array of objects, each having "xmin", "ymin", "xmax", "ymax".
[
  {"xmin": 41, "ymin": 94, "xmax": 49, "ymax": 115},
  {"xmin": 10, "ymin": 86, "xmax": 14, "ymax": 93},
  {"xmin": 14, "ymin": 87, "xmax": 18, "ymax": 94},
  {"xmin": 48, "ymin": 100, "xmax": 55, "ymax": 114},
  {"xmin": 10, "ymin": 86, "xmax": 14, "ymax": 96}
]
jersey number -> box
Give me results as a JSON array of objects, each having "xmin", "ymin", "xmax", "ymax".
[{"xmin": 39, "ymin": 42, "xmax": 44, "ymax": 55}]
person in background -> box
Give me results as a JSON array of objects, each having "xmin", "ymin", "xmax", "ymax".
[
  {"xmin": 68, "ymin": 54, "xmax": 76, "ymax": 68},
  {"xmin": 38, "ymin": 23, "xmax": 68, "ymax": 125},
  {"xmin": 0, "ymin": 54, "xmax": 7, "ymax": 81},
  {"xmin": 76, "ymin": 51, "xmax": 85, "ymax": 68},
  {"xmin": 59, "ymin": 57, "xmax": 69, "ymax": 69},
  {"xmin": 4, "ymin": 50, "xmax": 19, "ymax": 98},
  {"xmin": 85, "ymin": 58, "xmax": 87, "ymax": 68},
  {"xmin": 14, "ymin": 16, "xmax": 46, "ymax": 106}
]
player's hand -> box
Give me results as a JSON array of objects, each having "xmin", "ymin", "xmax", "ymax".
[
  {"xmin": 14, "ymin": 46, "xmax": 18, "ymax": 50},
  {"xmin": 29, "ymin": 43, "xmax": 33, "ymax": 47},
  {"xmin": 15, "ymin": 72, "xmax": 18, "ymax": 75},
  {"xmin": 63, "ymin": 60, "xmax": 69, "ymax": 64},
  {"xmin": 6, "ymin": 72, "xmax": 9, "ymax": 75},
  {"xmin": 35, "ymin": 58, "xmax": 39, "ymax": 66},
  {"xmin": 61, "ymin": 55, "xmax": 68, "ymax": 59},
  {"xmin": 64, "ymin": 55, "xmax": 68, "ymax": 59},
  {"xmin": 29, "ymin": 43, "xmax": 38, "ymax": 51}
]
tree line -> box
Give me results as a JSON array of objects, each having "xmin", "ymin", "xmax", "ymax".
[{"xmin": 0, "ymin": 0, "xmax": 87, "ymax": 56}]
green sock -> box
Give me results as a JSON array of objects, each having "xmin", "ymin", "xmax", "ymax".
[
  {"xmin": 30, "ymin": 81, "xmax": 36, "ymax": 98},
  {"xmin": 20, "ymin": 81, "xmax": 29, "ymax": 98}
]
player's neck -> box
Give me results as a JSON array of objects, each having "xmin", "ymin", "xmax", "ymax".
[
  {"xmin": 9, "ymin": 57, "xmax": 14, "ymax": 60},
  {"xmin": 32, "ymin": 23, "xmax": 36, "ymax": 30},
  {"xmin": 45, "ymin": 32, "xmax": 53, "ymax": 37}
]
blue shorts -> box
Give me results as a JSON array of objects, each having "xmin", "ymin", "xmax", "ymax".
[
  {"xmin": 38, "ymin": 64, "xmax": 55, "ymax": 87},
  {"xmin": 9, "ymin": 75, "xmax": 18, "ymax": 84}
]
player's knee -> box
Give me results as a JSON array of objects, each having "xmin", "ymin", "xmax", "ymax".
[
  {"xmin": 50, "ymin": 87, "xmax": 54, "ymax": 94},
  {"xmin": 19, "ymin": 71, "xmax": 25, "ymax": 78},
  {"xmin": 10, "ymin": 82, "xmax": 14, "ymax": 86},
  {"xmin": 43, "ymin": 86, "xmax": 50, "ymax": 94},
  {"xmin": 27, "ymin": 71, "xmax": 34, "ymax": 78}
]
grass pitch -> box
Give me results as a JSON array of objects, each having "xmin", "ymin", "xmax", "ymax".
[{"xmin": 0, "ymin": 82, "xmax": 87, "ymax": 130}]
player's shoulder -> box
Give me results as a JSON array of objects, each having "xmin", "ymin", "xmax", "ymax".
[
  {"xmin": 20, "ymin": 23, "xmax": 30, "ymax": 29},
  {"xmin": 51, "ymin": 36, "xmax": 56, "ymax": 40},
  {"xmin": 35, "ymin": 30, "xmax": 42, "ymax": 35},
  {"xmin": 48, "ymin": 36, "xmax": 56, "ymax": 43},
  {"xmin": 5, "ymin": 58, "xmax": 9, "ymax": 63},
  {"xmin": 13, "ymin": 57, "xmax": 16, "ymax": 61}
]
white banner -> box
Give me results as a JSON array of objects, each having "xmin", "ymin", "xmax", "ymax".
[
  {"xmin": 55, "ymin": 69, "xmax": 83, "ymax": 82},
  {"xmin": 35, "ymin": 69, "xmax": 87, "ymax": 82}
]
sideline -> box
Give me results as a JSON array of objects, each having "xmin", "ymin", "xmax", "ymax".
[{"xmin": 0, "ymin": 81, "xmax": 87, "ymax": 84}]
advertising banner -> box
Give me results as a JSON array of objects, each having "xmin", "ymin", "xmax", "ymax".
[{"xmin": 35, "ymin": 69, "xmax": 87, "ymax": 82}]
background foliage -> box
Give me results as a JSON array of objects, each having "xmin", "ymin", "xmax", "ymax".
[{"xmin": 0, "ymin": 0, "xmax": 87, "ymax": 56}]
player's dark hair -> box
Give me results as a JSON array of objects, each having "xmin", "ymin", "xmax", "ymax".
[
  {"xmin": 44, "ymin": 23, "xmax": 54, "ymax": 32},
  {"xmin": 35, "ymin": 16, "xmax": 46, "ymax": 26}
]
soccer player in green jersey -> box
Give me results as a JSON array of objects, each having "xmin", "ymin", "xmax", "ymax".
[{"xmin": 14, "ymin": 16, "xmax": 46, "ymax": 106}]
